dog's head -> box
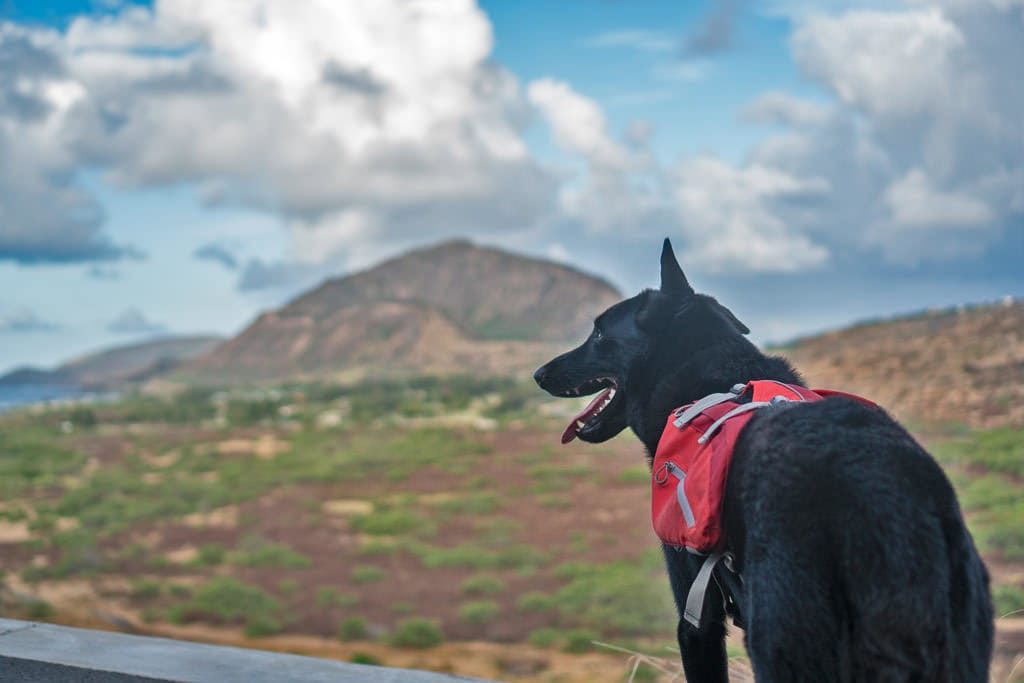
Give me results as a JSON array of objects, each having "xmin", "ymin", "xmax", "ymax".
[{"xmin": 534, "ymin": 238, "xmax": 749, "ymax": 444}]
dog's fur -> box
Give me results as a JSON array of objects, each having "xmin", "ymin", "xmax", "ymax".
[{"xmin": 534, "ymin": 240, "xmax": 993, "ymax": 682}]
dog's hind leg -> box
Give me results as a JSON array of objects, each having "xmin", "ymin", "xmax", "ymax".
[
  {"xmin": 662, "ymin": 546, "xmax": 729, "ymax": 683},
  {"xmin": 742, "ymin": 553, "xmax": 851, "ymax": 683}
]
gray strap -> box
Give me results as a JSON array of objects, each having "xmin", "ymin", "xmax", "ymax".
[
  {"xmin": 673, "ymin": 386, "xmax": 744, "ymax": 429},
  {"xmin": 684, "ymin": 552, "xmax": 723, "ymax": 628},
  {"xmin": 665, "ymin": 463, "xmax": 696, "ymax": 527},
  {"xmin": 697, "ymin": 401, "xmax": 773, "ymax": 444}
]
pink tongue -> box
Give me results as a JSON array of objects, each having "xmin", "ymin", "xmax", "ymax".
[{"xmin": 561, "ymin": 387, "xmax": 613, "ymax": 444}]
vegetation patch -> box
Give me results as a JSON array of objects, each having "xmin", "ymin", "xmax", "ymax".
[
  {"xmin": 951, "ymin": 472, "xmax": 1024, "ymax": 559},
  {"xmin": 352, "ymin": 565, "xmax": 386, "ymax": 584},
  {"xmin": 0, "ymin": 430, "xmax": 85, "ymax": 498},
  {"xmin": 933, "ymin": 427, "xmax": 1024, "ymax": 478},
  {"xmin": 459, "ymin": 600, "xmax": 500, "ymax": 624},
  {"xmin": 460, "ymin": 574, "xmax": 506, "ymax": 596},
  {"xmin": 229, "ymin": 534, "xmax": 312, "ymax": 569},
  {"xmin": 169, "ymin": 577, "xmax": 282, "ymax": 636},
  {"xmin": 350, "ymin": 508, "xmax": 435, "ymax": 537},
  {"xmin": 411, "ymin": 542, "xmax": 543, "ymax": 571},
  {"xmin": 992, "ymin": 584, "xmax": 1024, "ymax": 617},
  {"xmin": 433, "ymin": 493, "xmax": 499, "ymax": 516},
  {"xmin": 552, "ymin": 556, "xmax": 675, "ymax": 638},
  {"xmin": 338, "ymin": 616, "xmax": 371, "ymax": 641},
  {"xmin": 390, "ymin": 618, "xmax": 444, "ymax": 649}
]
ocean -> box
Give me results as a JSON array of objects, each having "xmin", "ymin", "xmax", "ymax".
[{"xmin": 0, "ymin": 384, "xmax": 87, "ymax": 412}]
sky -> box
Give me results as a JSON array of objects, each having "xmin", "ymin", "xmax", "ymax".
[{"xmin": 0, "ymin": 0, "xmax": 1021, "ymax": 374}]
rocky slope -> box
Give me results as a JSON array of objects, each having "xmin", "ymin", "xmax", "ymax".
[
  {"xmin": 778, "ymin": 301, "xmax": 1024, "ymax": 429},
  {"xmin": 186, "ymin": 241, "xmax": 621, "ymax": 382}
]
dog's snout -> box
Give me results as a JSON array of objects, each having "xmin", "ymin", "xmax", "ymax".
[{"xmin": 533, "ymin": 365, "xmax": 549, "ymax": 387}]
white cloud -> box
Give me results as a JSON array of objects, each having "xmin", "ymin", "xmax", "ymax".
[
  {"xmin": 0, "ymin": 0, "xmax": 556, "ymax": 271},
  {"xmin": 675, "ymin": 157, "xmax": 831, "ymax": 272},
  {"xmin": 739, "ymin": 0, "xmax": 1023, "ymax": 265},
  {"xmin": 528, "ymin": 78, "xmax": 630, "ymax": 169},
  {"xmin": 884, "ymin": 169, "xmax": 994, "ymax": 230},
  {"xmin": 792, "ymin": 9, "xmax": 965, "ymax": 119},
  {"xmin": 1, "ymin": 0, "xmax": 1020, "ymax": 284},
  {"xmin": 0, "ymin": 24, "xmax": 136, "ymax": 264}
]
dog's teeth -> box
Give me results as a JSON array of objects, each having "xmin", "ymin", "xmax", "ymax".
[
  {"xmin": 576, "ymin": 420, "xmax": 586, "ymax": 429},
  {"xmin": 609, "ymin": 389, "xmax": 616, "ymax": 398}
]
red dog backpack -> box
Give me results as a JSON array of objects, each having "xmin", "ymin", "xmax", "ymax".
[{"xmin": 651, "ymin": 381, "xmax": 874, "ymax": 554}]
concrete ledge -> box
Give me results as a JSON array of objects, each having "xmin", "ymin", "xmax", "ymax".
[{"xmin": 0, "ymin": 619, "xmax": 492, "ymax": 683}]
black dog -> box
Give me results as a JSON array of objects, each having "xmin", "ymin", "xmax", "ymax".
[{"xmin": 535, "ymin": 240, "xmax": 992, "ymax": 682}]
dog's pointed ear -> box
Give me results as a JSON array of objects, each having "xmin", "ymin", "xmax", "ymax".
[
  {"xmin": 714, "ymin": 301, "xmax": 750, "ymax": 335},
  {"xmin": 660, "ymin": 238, "xmax": 694, "ymax": 297}
]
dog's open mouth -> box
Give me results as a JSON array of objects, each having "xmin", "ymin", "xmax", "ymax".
[{"xmin": 561, "ymin": 378, "xmax": 619, "ymax": 444}]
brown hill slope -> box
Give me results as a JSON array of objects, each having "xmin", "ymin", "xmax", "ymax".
[
  {"xmin": 0, "ymin": 336, "xmax": 223, "ymax": 390},
  {"xmin": 778, "ymin": 301, "xmax": 1024, "ymax": 429},
  {"xmin": 187, "ymin": 241, "xmax": 621, "ymax": 382},
  {"xmin": 64, "ymin": 336, "xmax": 223, "ymax": 388}
]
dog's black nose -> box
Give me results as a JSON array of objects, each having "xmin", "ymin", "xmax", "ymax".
[{"xmin": 533, "ymin": 365, "xmax": 548, "ymax": 387}]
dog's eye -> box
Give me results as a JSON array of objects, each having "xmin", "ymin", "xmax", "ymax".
[{"xmin": 593, "ymin": 328, "xmax": 603, "ymax": 341}]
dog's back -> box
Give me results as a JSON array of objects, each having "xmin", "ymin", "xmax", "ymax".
[{"xmin": 725, "ymin": 397, "xmax": 993, "ymax": 682}]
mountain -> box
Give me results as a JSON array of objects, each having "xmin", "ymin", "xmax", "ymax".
[
  {"xmin": 0, "ymin": 336, "xmax": 224, "ymax": 391},
  {"xmin": 184, "ymin": 241, "xmax": 622, "ymax": 382},
  {"xmin": 778, "ymin": 300, "xmax": 1024, "ymax": 429}
]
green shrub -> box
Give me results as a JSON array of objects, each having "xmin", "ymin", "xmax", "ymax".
[
  {"xmin": 166, "ymin": 605, "xmax": 187, "ymax": 624},
  {"xmin": 278, "ymin": 579, "xmax": 300, "ymax": 595},
  {"xmin": 338, "ymin": 616, "xmax": 370, "ymax": 641},
  {"xmin": 350, "ymin": 508, "xmax": 434, "ymax": 537},
  {"xmin": 562, "ymin": 629, "xmax": 600, "ymax": 653},
  {"xmin": 993, "ymin": 585, "xmax": 1024, "ymax": 617},
  {"xmin": 350, "ymin": 652, "xmax": 382, "ymax": 666},
  {"xmin": 527, "ymin": 628, "xmax": 559, "ymax": 648},
  {"xmin": 175, "ymin": 577, "xmax": 280, "ymax": 625},
  {"xmin": 131, "ymin": 579, "xmax": 163, "ymax": 600},
  {"xmin": 352, "ymin": 565, "xmax": 385, "ymax": 583},
  {"xmin": 359, "ymin": 539, "xmax": 400, "ymax": 556},
  {"xmin": 460, "ymin": 574, "xmax": 506, "ymax": 596},
  {"xmin": 934, "ymin": 427, "xmax": 1024, "ymax": 477},
  {"xmin": 0, "ymin": 431, "xmax": 85, "ymax": 498},
  {"xmin": 25, "ymin": 599, "xmax": 54, "ymax": 620},
  {"xmin": 390, "ymin": 618, "xmax": 444, "ymax": 648},
  {"xmin": 628, "ymin": 663, "xmax": 661, "ymax": 682},
  {"xmin": 411, "ymin": 542, "xmax": 543, "ymax": 571},
  {"xmin": 168, "ymin": 584, "xmax": 191, "ymax": 599},
  {"xmin": 191, "ymin": 544, "xmax": 226, "ymax": 567},
  {"xmin": 516, "ymin": 591, "xmax": 555, "ymax": 612},
  {"xmin": 140, "ymin": 607, "xmax": 162, "ymax": 624},
  {"xmin": 459, "ymin": 600, "xmax": 500, "ymax": 624},
  {"xmin": 435, "ymin": 493, "xmax": 498, "ymax": 516},
  {"xmin": 244, "ymin": 615, "xmax": 282, "ymax": 638},
  {"xmin": 226, "ymin": 399, "xmax": 280, "ymax": 425},
  {"xmin": 230, "ymin": 535, "xmax": 311, "ymax": 569},
  {"xmin": 316, "ymin": 586, "xmax": 357, "ymax": 608},
  {"xmin": 553, "ymin": 558, "xmax": 675, "ymax": 637}
]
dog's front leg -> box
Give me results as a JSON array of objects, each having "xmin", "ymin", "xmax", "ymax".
[{"xmin": 662, "ymin": 545, "xmax": 729, "ymax": 682}]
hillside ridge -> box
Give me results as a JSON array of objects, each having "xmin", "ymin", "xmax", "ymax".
[
  {"xmin": 779, "ymin": 299, "xmax": 1023, "ymax": 428},
  {"xmin": 0, "ymin": 335, "xmax": 223, "ymax": 390},
  {"xmin": 185, "ymin": 240, "xmax": 622, "ymax": 382}
]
